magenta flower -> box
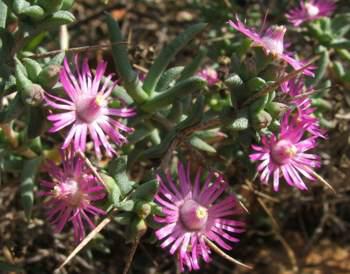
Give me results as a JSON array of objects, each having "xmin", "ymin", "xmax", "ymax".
[
  {"xmin": 197, "ymin": 67, "xmax": 219, "ymax": 86},
  {"xmin": 228, "ymin": 17, "xmax": 314, "ymax": 76},
  {"xmin": 286, "ymin": 0, "xmax": 336, "ymax": 26},
  {"xmin": 281, "ymin": 78, "xmax": 325, "ymax": 138},
  {"xmin": 39, "ymin": 151, "xmax": 106, "ymax": 242},
  {"xmin": 280, "ymin": 76, "xmax": 304, "ymax": 95},
  {"xmin": 45, "ymin": 56, "xmax": 136, "ymax": 157},
  {"xmin": 154, "ymin": 162, "xmax": 245, "ymax": 271},
  {"xmin": 250, "ymin": 113, "xmax": 321, "ymax": 191},
  {"xmin": 293, "ymin": 97, "xmax": 326, "ymax": 139}
]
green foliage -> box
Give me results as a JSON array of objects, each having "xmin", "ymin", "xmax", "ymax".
[
  {"xmin": 106, "ymin": 14, "xmax": 148, "ymax": 103},
  {"xmin": 141, "ymin": 76, "xmax": 206, "ymax": 112},
  {"xmin": 142, "ymin": 23, "xmax": 207, "ymax": 94},
  {"xmin": 20, "ymin": 157, "xmax": 42, "ymax": 219},
  {"xmin": 108, "ymin": 156, "xmax": 135, "ymax": 197},
  {"xmin": 0, "ymin": 0, "xmax": 346, "ymax": 258}
]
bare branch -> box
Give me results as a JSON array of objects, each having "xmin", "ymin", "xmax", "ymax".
[
  {"xmin": 31, "ymin": 42, "xmax": 127, "ymax": 59},
  {"xmin": 55, "ymin": 214, "xmax": 113, "ymax": 273},
  {"xmin": 204, "ymin": 237, "xmax": 253, "ymax": 269}
]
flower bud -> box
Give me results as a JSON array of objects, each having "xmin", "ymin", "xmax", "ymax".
[
  {"xmin": 266, "ymin": 102, "xmax": 288, "ymax": 118},
  {"xmin": 130, "ymin": 218, "xmax": 147, "ymax": 240},
  {"xmin": 21, "ymin": 83, "xmax": 45, "ymax": 106},
  {"xmin": 38, "ymin": 64, "xmax": 61, "ymax": 89},
  {"xmin": 251, "ymin": 110, "xmax": 272, "ymax": 129},
  {"xmin": 135, "ymin": 201, "xmax": 152, "ymax": 219}
]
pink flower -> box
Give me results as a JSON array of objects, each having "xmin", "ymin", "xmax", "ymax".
[
  {"xmin": 250, "ymin": 113, "xmax": 321, "ymax": 191},
  {"xmin": 281, "ymin": 76, "xmax": 304, "ymax": 96},
  {"xmin": 228, "ymin": 17, "xmax": 314, "ymax": 76},
  {"xmin": 286, "ymin": 0, "xmax": 336, "ymax": 26},
  {"xmin": 293, "ymin": 97, "xmax": 326, "ymax": 139},
  {"xmin": 45, "ymin": 56, "xmax": 136, "ymax": 157},
  {"xmin": 154, "ymin": 162, "xmax": 245, "ymax": 271},
  {"xmin": 197, "ymin": 67, "xmax": 219, "ymax": 86},
  {"xmin": 281, "ymin": 78, "xmax": 326, "ymax": 138},
  {"xmin": 39, "ymin": 151, "xmax": 106, "ymax": 243}
]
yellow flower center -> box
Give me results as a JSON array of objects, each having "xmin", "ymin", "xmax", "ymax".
[{"xmin": 196, "ymin": 206, "xmax": 208, "ymax": 220}]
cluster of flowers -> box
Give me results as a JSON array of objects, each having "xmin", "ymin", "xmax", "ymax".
[
  {"xmin": 156, "ymin": 1, "xmax": 335, "ymax": 271},
  {"xmin": 38, "ymin": 0, "xmax": 335, "ymax": 271},
  {"xmin": 227, "ymin": 0, "xmax": 334, "ymax": 193},
  {"xmin": 41, "ymin": 56, "xmax": 136, "ymax": 242}
]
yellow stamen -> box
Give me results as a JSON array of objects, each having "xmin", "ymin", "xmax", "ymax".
[
  {"xmin": 286, "ymin": 146, "xmax": 297, "ymax": 157},
  {"xmin": 196, "ymin": 206, "xmax": 208, "ymax": 219},
  {"xmin": 52, "ymin": 185, "xmax": 60, "ymax": 197},
  {"xmin": 95, "ymin": 95, "xmax": 104, "ymax": 106}
]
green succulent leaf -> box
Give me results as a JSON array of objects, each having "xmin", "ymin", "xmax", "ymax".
[
  {"xmin": 100, "ymin": 173, "xmax": 121, "ymax": 206},
  {"xmin": 12, "ymin": 0, "xmax": 31, "ymax": 14},
  {"xmin": 142, "ymin": 23, "xmax": 207, "ymax": 94},
  {"xmin": 106, "ymin": 14, "xmax": 148, "ymax": 103},
  {"xmin": 156, "ymin": 66, "xmax": 184, "ymax": 91},
  {"xmin": 178, "ymin": 48, "xmax": 207, "ymax": 82},
  {"xmin": 141, "ymin": 76, "xmax": 205, "ymax": 112},
  {"xmin": 131, "ymin": 179, "xmax": 159, "ymax": 202},
  {"xmin": 0, "ymin": 1, "xmax": 8, "ymax": 28},
  {"xmin": 0, "ymin": 93, "xmax": 26, "ymax": 123},
  {"xmin": 190, "ymin": 136, "xmax": 216, "ymax": 153},
  {"xmin": 230, "ymin": 110, "xmax": 249, "ymax": 131},
  {"xmin": 23, "ymin": 58, "xmax": 42, "ymax": 81},
  {"xmin": 20, "ymin": 157, "xmax": 42, "ymax": 220},
  {"xmin": 108, "ymin": 156, "xmax": 135, "ymax": 196},
  {"xmin": 21, "ymin": 5, "xmax": 46, "ymax": 21},
  {"xmin": 38, "ymin": 0, "xmax": 63, "ymax": 13}
]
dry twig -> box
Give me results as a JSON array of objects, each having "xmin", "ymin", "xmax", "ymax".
[
  {"xmin": 31, "ymin": 42, "xmax": 127, "ymax": 59},
  {"xmin": 55, "ymin": 213, "xmax": 114, "ymax": 272},
  {"xmin": 257, "ymin": 198, "xmax": 299, "ymax": 273},
  {"xmin": 122, "ymin": 237, "xmax": 141, "ymax": 274},
  {"xmin": 204, "ymin": 237, "xmax": 253, "ymax": 270}
]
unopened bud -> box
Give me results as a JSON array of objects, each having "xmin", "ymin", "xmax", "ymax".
[
  {"xmin": 251, "ymin": 110, "xmax": 272, "ymax": 129},
  {"xmin": 129, "ymin": 218, "xmax": 147, "ymax": 240},
  {"xmin": 22, "ymin": 84, "xmax": 45, "ymax": 106},
  {"xmin": 266, "ymin": 102, "xmax": 288, "ymax": 118},
  {"xmin": 135, "ymin": 201, "xmax": 152, "ymax": 219},
  {"xmin": 38, "ymin": 65, "xmax": 61, "ymax": 89}
]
